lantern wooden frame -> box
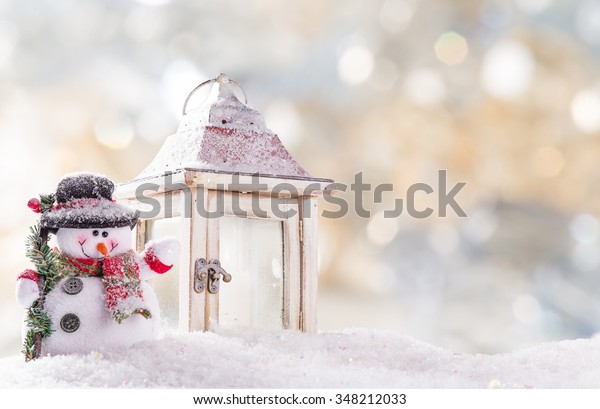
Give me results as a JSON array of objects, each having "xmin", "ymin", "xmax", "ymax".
[{"xmin": 116, "ymin": 169, "xmax": 332, "ymax": 332}]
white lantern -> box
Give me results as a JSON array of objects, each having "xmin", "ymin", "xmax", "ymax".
[{"xmin": 115, "ymin": 74, "xmax": 333, "ymax": 333}]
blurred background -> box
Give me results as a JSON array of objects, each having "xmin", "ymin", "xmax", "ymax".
[{"xmin": 1, "ymin": 0, "xmax": 600, "ymax": 356}]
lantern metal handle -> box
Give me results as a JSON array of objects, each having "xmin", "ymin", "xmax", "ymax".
[
  {"xmin": 182, "ymin": 73, "xmax": 248, "ymax": 116},
  {"xmin": 207, "ymin": 259, "xmax": 232, "ymax": 294}
]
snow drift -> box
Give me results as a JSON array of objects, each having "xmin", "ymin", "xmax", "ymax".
[{"xmin": 0, "ymin": 328, "xmax": 598, "ymax": 388}]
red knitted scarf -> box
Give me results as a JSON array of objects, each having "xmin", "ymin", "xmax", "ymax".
[{"xmin": 58, "ymin": 250, "xmax": 151, "ymax": 323}]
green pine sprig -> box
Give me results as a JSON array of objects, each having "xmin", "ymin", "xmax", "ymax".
[
  {"xmin": 22, "ymin": 302, "xmax": 53, "ymax": 361},
  {"xmin": 22, "ymin": 222, "xmax": 60, "ymax": 361},
  {"xmin": 38, "ymin": 194, "xmax": 55, "ymax": 214},
  {"xmin": 25, "ymin": 224, "xmax": 59, "ymax": 292}
]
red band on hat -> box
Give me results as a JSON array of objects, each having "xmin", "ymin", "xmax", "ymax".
[{"xmin": 55, "ymin": 198, "xmax": 104, "ymax": 210}]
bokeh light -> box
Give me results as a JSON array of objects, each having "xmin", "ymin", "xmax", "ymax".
[
  {"xmin": 403, "ymin": 68, "xmax": 446, "ymax": 106},
  {"xmin": 94, "ymin": 117, "xmax": 135, "ymax": 150},
  {"xmin": 263, "ymin": 99, "xmax": 303, "ymax": 149},
  {"xmin": 337, "ymin": 44, "xmax": 375, "ymax": 86},
  {"xmin": 481, "ymin": 40, "xmax": 534, "ymax": 100},
  {"xmin": 570, "ymin": 89, "xmax": 600, "ymax": 134},
  {"xmin": 513, "ymin": 294, "xmax": 542, "ymax": 325},
  {"xmin": 576, "ymin": 0, "xmax": 600, "ymax": 44},
  {"xmin": 570, "ymin": 214, "xmax": 599, "ymax": 245},
  {"xmin": 434, "ymin": 31, "xmax": 468, "ymax": 65},
  {"xmin": 532, "ymin": 146, "xmax": 564, "ymax": 178},
  {"xmin": 161, "ymin": 59, "xmax": 206, "ymax": 118},
  {"xmin": 514, "ymin": 0, "xmax": 550, "ymax": 15},
  {"xmin": 379, "ymin": 0, "xmax": 415, "ymax": 33},
  {"xmin": 133, "ymin": 0, "xmax": 172, "ymax": 6},
  {"xmin": 366, "ymin": 211, "xmax": 400, "ymax": 246}
]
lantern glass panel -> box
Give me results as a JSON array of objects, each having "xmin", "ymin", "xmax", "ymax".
[
  {"xmin": 147, "ymin": 217, "xmax": 181, "ymax": 330},
  {"xmin": 218, "ymin": 216, "xmax": 284, "ymax": 330}
]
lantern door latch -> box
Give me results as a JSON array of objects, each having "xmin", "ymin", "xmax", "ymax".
[
  {"xmin": 193, "ymin": 259, "xmax": 208, "ymax": 293},
  {"xmin": 194, "ymin": 258, "xmax": 232, "ymax": 294}
]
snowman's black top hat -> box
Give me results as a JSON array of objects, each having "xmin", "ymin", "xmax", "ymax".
[{"xmin": 40, "ymin": 173, "xmax": 139, "ymax": 231}]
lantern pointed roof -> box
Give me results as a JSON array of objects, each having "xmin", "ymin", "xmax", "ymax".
[{"xmin": 137, "ymin": 74, "xmax": 311, "ymax": 180}]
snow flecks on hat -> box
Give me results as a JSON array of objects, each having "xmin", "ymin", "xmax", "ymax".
[
  {"xmin": 55, "ymin": 173, "xmax": 114, "ymax": 203},
  {"xmin": 41, "ymin": 173, "xmax": 139, "ymax": 230}
]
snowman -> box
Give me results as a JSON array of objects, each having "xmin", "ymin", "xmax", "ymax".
[{"xmin": 16, "ymin": 173, "xmax": 180, "ymax": 356}]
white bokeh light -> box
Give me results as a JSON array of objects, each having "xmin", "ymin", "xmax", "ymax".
[
  {"xmin": 136, "ymin": 107, "xmax": 176, "ymax": 143},
  {"xmin": 133, "ymin": 0, "xmax": 172, "ymax": 6},
  {"xmin": 571, "ymin": 243, "xmax": 600, "ymax": 271},
  {"xmin": 0, "ymin": 21, "xmax": 17, "ymax": 69},
  {"xmin": 264, "ymin": 99, "xmax": 302, "ymax": 149},
  {"xmin": 125, "ymin": 7, "xmax": 168, "ymax": 42},
  {"xmin": 462, "ymin": 207, "xmax": 497, "ymax": 245},
  {"xmin": 368, "ymin": 58, "xmax": 399, "ymax": 92},
  {"xmin": 379, "ymin": 0, "xmax": 415, "ymax": 33},
  {"xmin": 570, "ymin": 89, "xmax": 600, "ymax": 134},
  {"xmin": 94, "ymin": 116, "xmax": 135, "ymax": 149},
  {"xmin": 337, "ymin": 45, "xmax": 375, "ymax": 86},
  {"xmin": 366, "ymin": 211, "xmax": 400, "ymax": 247},
  {"xmin": 403, "ymin": 68, "xmax": 447, "ymax": 106},
  {"xmin": 576, "ymin": 0, "xmax": 600, "ymax": 44},
  {"xmin": 429, "ymin": 224, "xmax": 459, "ymax": 255},
  {"xmin": 481, "ymin": 40, "xmax": 535, "ymax": 100},
  {"xmin": 570, "ymin": 213, "xmax": 599, "ymax": 245},
  {"xmin": 513, "ymin": 294, "xmax": 542, "ymax": 325},
  {"xmin": 160, "ymin": 59, "xmax": 206, "ymax": 118},
  {"xmin": 514, "ymin": 0, "xmax": 551, "ymax": 15}
]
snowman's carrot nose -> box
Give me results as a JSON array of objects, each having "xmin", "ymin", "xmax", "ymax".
[{"xmin": 97, "ymin": 242, "xmax": 109, "ymax": 256}]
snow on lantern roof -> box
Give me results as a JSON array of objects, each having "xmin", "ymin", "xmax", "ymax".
[{"xmin": 137, "ymin": 74, "xmax": 312, "ymax": 180}]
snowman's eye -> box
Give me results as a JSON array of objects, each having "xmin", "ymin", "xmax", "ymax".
[
  {"xmin": 102, "ymin": 231, "xmax": 108, "ymax": 238},
  {"xmin": 92, "ymin": 230, "xmax": 99, "ymax": 237}
]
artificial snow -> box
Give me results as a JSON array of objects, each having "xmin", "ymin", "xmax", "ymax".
[
  {"xmin": 0, "ymin": 328, "xmax": 598, "ymax": 388},
  {"xmin": 54, "ymin": 173, "xmax": 114, "ymax": 204}
]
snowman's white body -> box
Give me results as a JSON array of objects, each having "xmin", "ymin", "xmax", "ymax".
[
  {"xmin": 17, "ymin": 226, "xmax": 179, "ymax": 356},
  {"xmin": 36, "ymin": 278, "xmax": 160, "ymax": 355}
]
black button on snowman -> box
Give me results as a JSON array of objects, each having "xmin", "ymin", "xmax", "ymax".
[
  {"xmin": 16, "ymin": 173, "xmax": 180, "ymax": 357},
  {"xmin": 60, "ymin": 313, "xmax": 80, "ymax": 333},
  {"xmin": 63, "ymin": 277, "xmax": 83, "ymax": 295}
]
